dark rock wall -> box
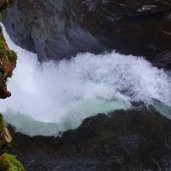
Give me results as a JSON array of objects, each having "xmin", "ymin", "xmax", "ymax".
[
  {"xmin": 8, "ymin": 108, "xmax": 171, "ymax": 171},
  {"xmin": 0, "ymin": 1, "xmax": 25, "ymax": 170},
  {"xmin": 2, "ymin": 0, "xmax": 171, "ymax": 69},
  {"xmin": 0, "ymin": 23, "xmax": 16, "ymax": 99},
  {"xmin": 2, "ymin": 0, "xmax": 103, "ymax": 61},
  {"xmin": 1, "ymin": 1, "xmax": 171, "ymax": 170}
]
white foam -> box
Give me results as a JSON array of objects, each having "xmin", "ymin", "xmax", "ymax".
[{"xmin": 0, "ymin": 23, "xmax": 171, "ymax": 136}]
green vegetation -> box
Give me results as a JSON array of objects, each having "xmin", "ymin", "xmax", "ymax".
[
  {"xmin": 7, "ymin": 50, "xmax": 17, "ymax": 64},
  {"xmin": 0, "ymin": 81, "xmax": 6, "ymax": 90},
  {"xmin": 0, "ymin": 113, "xmax": 12, "ymax": 153},
  {"xmin": 0, "ymin": 153, "xmax": 25, "ymax": 171},
  {"xmin": 0, "ymin": 24, "xmax": 17, "ymax": 95},
  {"xmin": 0, "ymin": 113, "xmax": 5, "ymax": 130},
  {"xmin": 0, "ymin": 26, "xmax": 17, "ymax": 64},
  {"xmin": 0, "ymin": 2, "xmax": 24, "ymax": 171}
]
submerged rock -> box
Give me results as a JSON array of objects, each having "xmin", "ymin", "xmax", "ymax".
[
  {"xmin": 8, "ymin": 108, "xmax": 171, "ymax": 171},
  {"xmin": 2, "ymin": 0, "xmax": 171, "ymax": 69}
]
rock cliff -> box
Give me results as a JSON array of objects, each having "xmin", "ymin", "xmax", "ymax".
[
  {"xmin": 1, "ymin": 1, "xmax": 171, "ymax": 170},
  {"xmin": 8, "ymin": 107, "xmax": 171, "ymax": 171},
  {"xmin": 0, "ymin": 1, "xmax": 25, "ymax": 170},
  {"xmin": 0, "ymin": 25, "xmax": 16, "ymax": 99},
  {"xmin": 2, "ymin": 0, "xmax": 171, "ymax": 69}
]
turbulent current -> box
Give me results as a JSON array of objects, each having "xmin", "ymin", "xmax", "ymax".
[{"xmin": 0, "ymin": 24, "xmax": 171, "ymax": 136}]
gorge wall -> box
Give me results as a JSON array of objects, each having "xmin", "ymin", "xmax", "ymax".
[
  {"xmin": 1, "ymin": 1, "xmax": 171, "ymax": 170},
  {"xmin": 8, "ymin": 108, "xmax": 171, "ymax": 171},
  {"xmin": 0, "ymin": 1, "xmax": 25, "ymax": 170},
  {"xmin": 2, "ymin": 0, "xmax": 171, "ymax": 69}
]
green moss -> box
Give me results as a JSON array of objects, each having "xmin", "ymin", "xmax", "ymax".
[
  {"xmin": 4, "ymin": 50, "xmax": 17, "ymax": 64},
  {"xmin": 0, "ymin": 113, "xmax": 12, "ymax": 154},
  {"xmin": 0, "ymin": 26, "xmax": 17, "ymax": 64},
  {"xmin": 0, "ymin": 28, "xmax": 7, "ymax": 59},
  {"xmin": 0, "ymin": 113, "xmax": 5, "ymax": 133},
  {"xmin": 0, "ymin": 37, "xmax": 5, "ymax": 58},
  {"xmin": 0, "ymin": 81, "xmax": 6, "ymax": 90},
  {"xmin": 0, "ymin": 25, "xmax": 16, "ymax": 98},
  {"xmin": 0, "ymin": 1, "xmax": 24, "ymax": 170},
  {"xmin": 0, "ymin": 113, "xmax": 6, "ymax": 137},
  {"xmin": 0, "ymin": 153, "xmax": 25, "ymax": 171},
  {"xmin": 7, "ymin": 50, "xmax": 17, "ymax": 64},
  {"xmin": 0, "ymin": 113, "xmax": 4, "ymax": 125}
]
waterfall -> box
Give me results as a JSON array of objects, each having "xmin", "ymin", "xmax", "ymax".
[{"xmin": 1, "ymin": 24, "xmax": 171, "ymax": 136}]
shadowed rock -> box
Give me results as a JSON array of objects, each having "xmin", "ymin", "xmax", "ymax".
[
  {"xmin": 0, "ymin": 23, "xmax": 16, "ymax": 99},
  {"xmin": 2, "ymin": 0, "xmax": 171, "ymax": 69},
  {"xmin": 0, "ymin": 113, "xmax": 12, "ymax": 153},
  {"xmin": 7, "ymin": 108, "xmax": 171, "ymax": 171}
]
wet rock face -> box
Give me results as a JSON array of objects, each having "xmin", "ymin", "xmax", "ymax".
[
  {"xmin": 0, "ymin": 25, "xmax": 16, "ymax": 99},
  {"xmin": 0, "ymin": 113, "xmax": 12, "ymax": 153},
  {"xmin": 8, "ymin": 108, "xmax": 171, "ymax": 171},
  {"xmin": 76, "ymin": 0, "xmax": 171, "ymax": 69},
  {"xmin": 0, "ymin": 0, "xmax": 16, "ymax": 99},
  {"xmin": 2, "ymin": 0, "xmax": 171, "ymax": 69},
  {"xmin": 2, "ymin": 0, "xmax": 103, "ymax": 61}
]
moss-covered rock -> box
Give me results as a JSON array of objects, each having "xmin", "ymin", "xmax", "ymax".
[
  {"xmin": 0, "ymin": 113, "xmax": 12, "ymax": 154},
  {"xmin": 0, "ymin": 25, "xmax": 16, "ymax": 99},
  {"xmin": 0, "ymin": 31, "xmax": 17, "ymax": 64},
  {"xmin": 0, "ymin": 1, "xmax": 17, "ymax": 99},
  {"xmin": 0, "ymin": 153, "xmax": 25, "ymax": 171},
  {"xmin": 0, "ymin": 1, "xmax": 24, "ymax": 171}
]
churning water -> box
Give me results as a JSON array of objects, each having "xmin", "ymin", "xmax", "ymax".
[{"xmin": 0, "ymin": 24, "xmax": 171, "ymax": 136}]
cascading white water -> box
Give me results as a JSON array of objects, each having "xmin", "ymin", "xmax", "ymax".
[{"xmin": 0, "ymin": 24, "xmax": 171, "ymax": 136}]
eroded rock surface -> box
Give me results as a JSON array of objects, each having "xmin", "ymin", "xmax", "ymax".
[
  {"xmin": 0, "ymin": 24, "xmax": 16, "ymax": 99},
  {"xmin": 8, "ymin": 108, "xmax": 171, "ymax": 171},
  {"xmin": 0, "ymin": 1, "xmax": 25, "ymax": 171},
  {"xmin": 0, "ymin": 0, "xmax": 15, "ymax": 153},
  {"xmin": 2, "ymin": 0, "xmax": 171, "ymax": 69}
]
